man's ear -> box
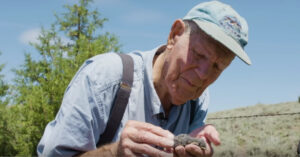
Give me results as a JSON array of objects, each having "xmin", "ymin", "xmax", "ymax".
[{"xmin": 167, "ymin": 19, "xmax": 185, "ymax": 46}]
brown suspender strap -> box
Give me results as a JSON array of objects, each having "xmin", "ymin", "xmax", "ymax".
[
  {"xmin": 97, "ymin": 53, "xmax": 134, "ymax": 147},
  {"xmin": 189, "ymin": 100, "xmax": 196, "ymax": 125}
]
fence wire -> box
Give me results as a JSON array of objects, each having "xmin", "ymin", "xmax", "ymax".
[{"xmin": 207, "ymin": 112, "xmax": 300, "ymax": 120}]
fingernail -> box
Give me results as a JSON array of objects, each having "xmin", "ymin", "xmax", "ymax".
[
  {"xmin": 168, "ymin": 134, "xmax": 174, "ymax": 139},
  {"xmin": 166, "ymin": 139, "xmax": 174, "ymax": 146}
]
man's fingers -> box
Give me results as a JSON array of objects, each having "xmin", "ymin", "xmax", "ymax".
[
  {"xmin": 193, "ymin": 124, "xmax": 221, "ymax": 146},
  {"xmin": 198, "ymin": 129, "xmax": 220, "ymax": 146},
  {"xmin": 185, "ymin": 142, "xmax": 213, "ymax": 157},
  {"xmin": 175, "ymin": 145, "xmax": 195, "ymax": 157},
  {"xmin": 126, "ymin": 120, "xmax": 174, "ymax": 148},
  {"xmin": 132, "ymin": 142, "xmax": 173, "ymax": 157},
  {"xmin": 175, "ymin": 145, "xmax": 186, "ymax": 157},
  {"xmin": 120, "ymin": 120, "xmax": 176, "ymax": 157},
  {"xmin": 128, "ymin": 129, "xmax": 174, "ymax": 148},
  {"xmin": 119, "ymin": 139, "xmax": 139, "ymax": 157},
  {"xmin": 127, "ymin": 120, "xmax": 174, "ymax": 139},
  {"xmin": 120, "ymin": 137, "xmax": 172, "ymax": 157},
  {"xmin": 208, "ymin": 131, "xmax": 221, "ymax": 146}
]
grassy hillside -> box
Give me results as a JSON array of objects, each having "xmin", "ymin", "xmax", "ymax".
[{"xmin": 206, "ymin": 101, "xmax": 300, "ymax": 157}]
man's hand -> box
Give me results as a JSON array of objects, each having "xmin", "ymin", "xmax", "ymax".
[
  {"xmin": 117, "ymin": 120, "xmax": 174, "ymax": 157},
  {"xmin": 174, "ymin": 124, "xmax": 220, "ymax": 157}
]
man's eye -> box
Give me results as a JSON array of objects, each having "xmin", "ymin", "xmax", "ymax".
[{"xmin": 193, "ymin": 50, "xmax": 203, "ymax": 58}]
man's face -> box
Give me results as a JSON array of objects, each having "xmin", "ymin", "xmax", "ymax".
[{"xmin": 163, "ymin": 29, "xmax": 235, "ymax": 105}]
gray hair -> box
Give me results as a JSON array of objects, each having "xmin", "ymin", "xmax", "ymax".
[{"xmin": 183, "ymin": 20, "xmax": 200, "ymax": 34}]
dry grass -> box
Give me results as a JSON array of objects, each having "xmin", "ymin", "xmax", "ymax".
[{"xmin": 207, "ymin": 102, "xmax": 300, "ymax": 157}]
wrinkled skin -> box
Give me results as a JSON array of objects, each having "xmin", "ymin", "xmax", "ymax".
[
  {"xmin": 174, "ymin": 124, "xmax": 220, "ymax": 157},
  {"xmin": 117, "ymin": 122, "xmax": 220, "ymax": 157},
  {"xmin": 154, "ymin": 19, "xmax": 235, "ymax": 111},
  {"xmin": 117, "ymin": 120, "xmax": 174, "ymax": 157}
]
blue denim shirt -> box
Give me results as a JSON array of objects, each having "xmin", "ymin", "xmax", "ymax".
[{"xmin": 37, "ymin": 46, "xmax": 209, "ymax": 156}]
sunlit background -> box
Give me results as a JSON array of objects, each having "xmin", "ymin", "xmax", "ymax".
[{"xmin": 1, "ymin": 0, "xmax": 299, "ymax": 112}]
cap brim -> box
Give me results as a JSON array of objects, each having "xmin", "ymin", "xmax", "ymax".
[{"xmin": 192, "ymin": 20, "xmax": 251, "ymax": 65}]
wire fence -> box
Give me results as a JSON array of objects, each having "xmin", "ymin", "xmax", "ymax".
[{"xmin": 207, "ymin": 112, "xmax": 300, "ymax": 120}]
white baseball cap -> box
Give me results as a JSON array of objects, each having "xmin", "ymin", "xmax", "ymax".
[{"xmin": 183, "ymin": 1, "xmax": 251, "ymax": 65}]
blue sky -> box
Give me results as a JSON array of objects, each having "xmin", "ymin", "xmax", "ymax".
[{"xmin": 0, "ymin": 0, "xmax": 299, "ymax": 112}]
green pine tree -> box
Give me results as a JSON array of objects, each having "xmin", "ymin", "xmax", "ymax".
[
  {"xmin": 8, "ymin": 0, "xmax": 120, "ymax": 155},
  {"xmin": 0, "ymin": 52, "xmax": 18, "ymax": 155},
  {"xmin": 0, "ymin": 52, "xmax": 8, "ymax": 106}
]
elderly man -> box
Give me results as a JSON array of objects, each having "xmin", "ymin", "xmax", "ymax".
[{"xmin": 37, "ymin": 1, "xmax": 251, "ymax": 157}]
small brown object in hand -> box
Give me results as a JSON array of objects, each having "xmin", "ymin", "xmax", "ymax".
[{"xmin": 174, "ymin": 134, "xmax": 206, "ymax": 150}]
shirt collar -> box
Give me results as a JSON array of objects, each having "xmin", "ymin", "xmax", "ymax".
[{"xmin": 140, "ymin": 45, "xmax": 166, "ymax": 117}]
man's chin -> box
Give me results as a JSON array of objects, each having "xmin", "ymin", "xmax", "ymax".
[{"xmin": 171, "ymin": 97, "xmax": 190, "ymax": 106}]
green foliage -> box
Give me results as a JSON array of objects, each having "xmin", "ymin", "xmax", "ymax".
[
  {"xmin": 0, "ymin": 0, "xmax": 120, "ymax": 156},
  {"xmin": 0, "ymin": 52, "xmax": 17, "ymax": 155},
  {"xmin": 0, "ymin": 53, "xmax": 9, "ymax": 106}
]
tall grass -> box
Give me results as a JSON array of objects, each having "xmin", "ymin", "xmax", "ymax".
[{"xmin": 207, "ymin": 102, "xmax": 300, "ymax": 157}]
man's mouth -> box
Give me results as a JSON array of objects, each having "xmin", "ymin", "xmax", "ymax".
[{"xmin": 181, "ymin": 76, "xmax": 198, "ymax": 88}]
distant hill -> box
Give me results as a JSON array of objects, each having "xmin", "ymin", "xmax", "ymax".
[{"xmin": 206, "ymin": 102, "xmax": 300, "ymax": 157}]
